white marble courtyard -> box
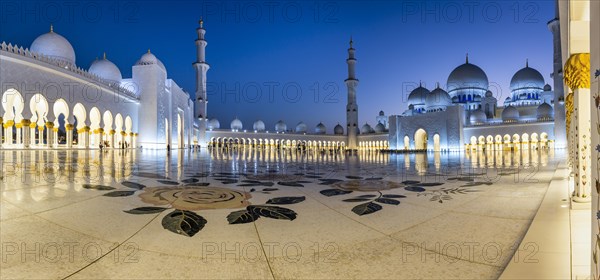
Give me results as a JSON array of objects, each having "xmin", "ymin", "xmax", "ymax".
[{"xmin": 0, "ymin": 148, "xmax": 569, "ymax": 279}]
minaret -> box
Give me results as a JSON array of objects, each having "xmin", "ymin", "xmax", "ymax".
[
  {"xmin": 345, "ymin": 37, "xmax": 359, "ymax": 150},
  {"xmin": 547, "ymin": 4, "xmax": 566, "ymax": 148},
  {"xmin": 194, "ymin": 18, "xmax": 210, "ymax": 146}
]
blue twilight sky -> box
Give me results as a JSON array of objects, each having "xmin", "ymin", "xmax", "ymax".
[{"xmin": 0, "ymin": 0, "xmax": 555, "ymax": 132}]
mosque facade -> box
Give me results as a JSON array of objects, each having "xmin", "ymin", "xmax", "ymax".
[{"xmin": 0, "ymin": 19, "xmax": 565, "ymax": 152}]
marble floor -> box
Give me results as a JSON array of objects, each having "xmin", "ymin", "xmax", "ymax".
[{"xmin": 0, "ymin": 148, "xmax": 564, "ymax": 279}]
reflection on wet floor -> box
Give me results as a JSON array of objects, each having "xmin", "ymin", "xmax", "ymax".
[{"xmin": 0, "ymin": 147, "xmax": 564, "ymax": 279}]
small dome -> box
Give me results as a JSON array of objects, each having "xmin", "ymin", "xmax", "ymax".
[
  {"xmin": 510, "ymin": 64, "xmax": 544, "ymax": 91},
  {"xmin": 334, "ymin": 124, "xmax": 344, "ymax": 135},
  {"xmin": 537, "ymin": 103, "xmax": 554, "ymax": 119},
  {"xmin": 485, "ymin": 90, "xmax": 493, "ymax": 97},
  {"xmin": 136, "ymin": 50, "xmax": 167, "ymax": 73},
  {"xmin": 207, "ymin": 118, "xmax": 220, "ymax": 130},
  {"xmin": 379, "ymin": 110, "xmax": 385, "ymax": 116},
  {"xmin": 230, "ymin": 118, "xmax": 243, "ymax": 131},
  {"xmin": 469, "ymin": 110, "xmax": 487, "ymax": 125},
  {"xmin": 447, "ymin": 58, "xmax": 489, "ymax": 93},
  {"xmin": 425, "ymin": 87, "xmax": 451, "ymax": 110},
  {"xmin": 501, "ymin": 106, "xmax": 519, "ymax": 122},
  {"xmin": 315, "ymin": 122, "xmax": 326, "ymax": 134},
  {"xmin": 89, "ymin": 55, "xmax": 122, "ymax": 82},
  {"xmin": 295, "ymin": 122, "xmax": 307, "ymax": 133},
  {"xmin": 253, "ymin": 120, "xmax": 265, "ymax": 132},
  {"xmin": 374, "ymin": 123, "xmax": 385, "ymax": 133},
  {"xmin": 543, "ymin": 84, "xmax": 552, "ymax": 91},
  {"xmin": 361, "ymin": 123, "xmax": 373, "ymax": 134},
  {"xmin": 408, "ymin": 86, "xmax": 429, "ymax": 106},
  {"xmin": 30, "ymin": 26, "xmax": 76, "ymax": 65},
  {"xmin": 275, "ymin": 120, "xmax": 287, "ymax": 132}
]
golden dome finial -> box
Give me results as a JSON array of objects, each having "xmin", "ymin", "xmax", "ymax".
[
  {"xmin": 147, "ymin": 49, "xmax": 151, "ymax": 54},
  {"xmin": 103, "ymin": 52, "xmax": 106, "ymax": 60},
  {"xmin": 50, "ymin": 24, "xmax": 54, "ymax": 33},
  {"xmin": 466, "ymin": 53, "xmax": 469, "ymax": 64},
  {"xmin": 526, "ymin": 58, "xmax": 529, "ymax": 68},
  {"xmin": 199, "ymin": 17, "xmax": 204, "ymax": 28}
]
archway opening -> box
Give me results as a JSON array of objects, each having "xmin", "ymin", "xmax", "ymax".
[{"xmin": 414, "ymin": 128, "xmax": 427, "ymax": 150}]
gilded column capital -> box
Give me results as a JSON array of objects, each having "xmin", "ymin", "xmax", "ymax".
[{"xmin": 564, "ymin": 53, "xmax": 591, "ymax": 90}]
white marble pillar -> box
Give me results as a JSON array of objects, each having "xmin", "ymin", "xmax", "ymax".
[
  {"xmin": 84, "ymin": 127, "xmax": 90, "ymax": 149},
  {"xmin": 66, "ymin": 124, "xmax": 74, "ymax": 148},
  {"xmin": 22, "ymin": 120, "xmax": 31, "ymax": 149},
  {"xmin": 590, "ymin": 0, "xmax": 600, "ymax": 277},
  {"xmin": 45, "ymin": 123, "xmax": 53, "ymax": 148},
  {"xmin": 109, "ymin": 130, "xmax": 115, "ymax": 149},
  {"xmin": 15, "ymin": 123, "xmax": 22, "ymax": 146},
  {"xmin": 565, "ymin": 53, "xmax": 592, "ymax": 203}
]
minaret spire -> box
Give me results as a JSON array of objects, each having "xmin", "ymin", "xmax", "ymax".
[
  {"xmin": 345, "ymin": 37, "xmax": 359, "ymax": 150},
  {"xmin": 194, "ymin": 18, "xmax": 210, "ymax": 146}
]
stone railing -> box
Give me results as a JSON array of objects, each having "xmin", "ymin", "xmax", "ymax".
[{"xmin": 0, "ymin": 41, "xmax": 139, "ymax": 100}]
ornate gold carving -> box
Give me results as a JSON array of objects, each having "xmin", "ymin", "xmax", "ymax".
[
  {"xmin": 565, "ymin": 92, "xmax": 574, "ymax": 134},
  {"xmin": 45, "ymin": 122, "xmax": 54, "ymax": 129},
  {"xmin": 21, "ymin": 119, "xmax": 31, "ymax": 126},
  {"xmin": 109, "ymin": 129, "xmax": 116, "ymax": 135},
  {"xmin": 66, "ymin": 124, "xmax": 74, "ymax": 130},
  {"xmin": 564, "ymin": 53, "xmax": 591, "ymax": 90}
]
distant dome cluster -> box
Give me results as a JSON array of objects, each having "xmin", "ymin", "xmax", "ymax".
[{"xmin": 29, "ymin": 25, "xmax": 169, "ymax": 83}]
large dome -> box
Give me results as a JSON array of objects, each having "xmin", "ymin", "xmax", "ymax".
[
  {"xmin": 230, "ymin": 118, "xmax": 243, "ymax": 131},
  {"xmin": 207, "ymin": 118, "xmax": 220, "ymax": 130},
  {"xmin": 501, "ymin": 106, "xmax": 519, "ymax": 122},
  {"xmin": 295, "ymin": 122, "xmax": 307, "ymax": 133},
  {"xmin": 253, "ymin": 120, "xmax": 265, "ymax": 132},
  {"xmin": 374, "ymin": 123, "xmax": 385, "ymax": 133},
  {"xmin": 89, "ymin": 54, "xmax": 122, "ymax": 82},
  {"xmin": 407, "ymin": 86, "xmax": 429, "ymax": 106},
  {"xmin": 334, "ymin": 124, "xmax": 344, "ymax": 135},
  {"xmin": 425, "ymin": 87, "xmax": 451, "ymax": 110},
  {"xmin": 447, "ymin": 58, "xmax": 489, "ymax": 94},
  {"xmin": 537, "ymin": 103, "xmax": 554, "ymax": 120},
  {"xmin": 469, "ymin": 110, "xmax": 487, "ymax": 125},
  {"xmin": 135, "ymin": 50, "xmax": 167, "ymax": 73},
  {"xmin": 361, "ymin": 123, "xmax": 373, "ymax": 134},
  {"xmin": 30, "ymin": 26, "xmax": 76, "ymax": 65},
  {"xmin": 510, "ymin": 63, "xmax": 544, "ymax": 91},
  {"xmin": 315, "ymin": 122, "xmax": 326, "ymax": 134},
  {"xmin": 275, "ymin": 120, "xmax": 287, "ymax": 132}
]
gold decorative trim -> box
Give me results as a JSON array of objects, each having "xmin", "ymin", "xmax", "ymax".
[
  {"xmin": 66, "ymin": 124, "xmax": 74, "ymax": 130},
  {"xmin": 21, "ymin": 119, "xmax": 31, "ymax": 126},
  {"xmin": 565, "ymin": 92, "xmax": 574, "ymax": 134},
  {"xmin": 109, "ymin": 129, "xmax": 116, "ymax": 135},
  {"xmin": 45, "ymin": 122, "xmax": 54, "ymax": 129},
  {"xmin": 564, "ymin": 53, "xmax": 591, "ymax": 90}
]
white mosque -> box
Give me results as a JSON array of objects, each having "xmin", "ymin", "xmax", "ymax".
[{"xmin": 0, "ymin": 19, "xmax": 566, "ymax": 152}]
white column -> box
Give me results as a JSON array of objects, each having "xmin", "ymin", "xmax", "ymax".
[{"xmin": 66, "ymin": 124, "xmax": 73, "ymax": 148}]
